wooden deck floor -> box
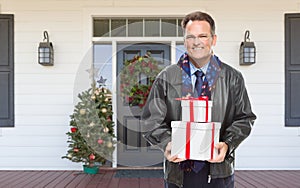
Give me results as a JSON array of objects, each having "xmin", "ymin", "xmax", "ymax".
[{"xmin": 0, "ymin": 169, "xmax": 300, "ymax": 188}]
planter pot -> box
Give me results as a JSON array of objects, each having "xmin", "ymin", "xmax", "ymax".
[{"xmin": 83, "ymin": 165, "xmax": 99, "ymax": 174}]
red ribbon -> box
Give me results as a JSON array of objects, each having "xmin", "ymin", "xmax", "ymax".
[
  {"xmin": 176, "ymin": 96, "xmax": 210, "ymax": 159},
  {"xmin": 210, "ymin": 123, "xmax": 215, "ymax": 160},
  {"xmin": 176, "ymin": 96, "xmax": 209, "ymax": 122},
  {"xmin": 185, "ymin": 122, "xmax": 191, "ymax": 159}
]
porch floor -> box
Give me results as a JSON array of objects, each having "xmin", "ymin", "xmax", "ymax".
[{"xmin": 0, "ymin": 169, "xmax": 300, "ymax": 188}]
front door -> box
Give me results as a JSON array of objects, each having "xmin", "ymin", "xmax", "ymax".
[{"xmin": 116, "ymin": 43, "xmax": 170, "ymax": 167}]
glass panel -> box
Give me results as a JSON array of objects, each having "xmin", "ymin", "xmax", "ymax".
[
  {"xmin": 128, "ymin": 19, "xmax": 143, "ymax": 37},
  {"xmin": 175, "ymin": 44, "xmax": 186, "ymax": 62},
  {"xmin": 161, "ymin": 19, "xmax": 176, "ymax": 37},
  {"xmin": 93, "ymin": 17, "xmax": 184, "ymax": 37},
  {"xmin": 44, "ymin": 53, "xmax": 50, "ymax": 58},
  {"xmin": 125, "ymin": 118, "xmax": 140, "ymax": 150},
  {"xmin": 244, "ymin": 52, "xmax": 250, "ymax": 57},
  {"xmin": 244, "ymin": 57, "xmax": 250, "ymax": 62},
  {"xmin": 93, "ymin": 44, "xmax": 113, "ymax": 90},
  {"xmin": 145, "ymin": 19, "xmax": 159, "ymax": 37},
  {"xmin": 111, "ymin": 19, "xmax": 126, "ymax": 37},
  {"xmin": 177, "ymin": 19, "xmax": 184, "ymax": 36},
  {"xmin": 93, "ymin": 18, "xmax": 109, "ymax": 37}
]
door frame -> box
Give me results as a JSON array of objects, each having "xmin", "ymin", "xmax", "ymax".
[{"xmin": 92, "ymin": 39, "xmax": 182, "ymax": 167}]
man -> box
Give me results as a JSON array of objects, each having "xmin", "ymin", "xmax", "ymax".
[{"xmin": 141, "ymin": 11, "xmax": 256, "ymax": 188}]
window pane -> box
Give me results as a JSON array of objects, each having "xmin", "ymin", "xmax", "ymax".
[
  {"xmin": 93, "ymin": 17, "xmax": 184, "ymax": 37},
  {"xmin": 93, "ymin": 44, "xmax": 113, "ymax": 90},
  {"xmin": 177, "ymin": 19, "xmax": 184, "ymax": 37},
  {"xmin": 162, "ymin": 19, "xmax": 176, "ymax": 37},
  {"xmin": 175, "ymin": 44, "xmax": 186, "ymax": 62},
  {"xmin": 111, "ymin": 19, "xmax": 126, "ymax": 37},
  {"xmin": 145, "ymin": 19, "xmax": 159, "ymax": 37},
  {"xmin": 128, "ymin": 19, "xmax": 143, "ymax": 37},
  {"xmin": 93, "ymin": 19, "xmax": 109, "ymax": 37}
]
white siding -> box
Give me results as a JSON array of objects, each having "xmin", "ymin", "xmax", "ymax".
[{"xmin": 0, "ymin": 0, "xmax": 300, "ymax": 170}]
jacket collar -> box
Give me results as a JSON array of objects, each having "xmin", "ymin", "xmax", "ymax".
[{"xmin": 177, "ymin": 52, "xmax": 222, "ymax": 88}]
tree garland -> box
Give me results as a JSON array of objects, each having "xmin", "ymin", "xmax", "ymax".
[{"xmin": 120, "ymin": 53, "xmax": 162, "ymax": 108}]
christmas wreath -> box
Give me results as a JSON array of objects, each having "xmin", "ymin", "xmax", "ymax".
[{"xmin": 120, "ymin": 53, "xmax": 162, "ymax": 108}]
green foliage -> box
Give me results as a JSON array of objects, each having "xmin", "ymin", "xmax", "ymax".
[{"xmin": 62, "ymin": 84, "xmax": 115, "ymax": 167}]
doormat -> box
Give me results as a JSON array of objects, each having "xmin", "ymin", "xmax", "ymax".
[{"xmin": 114, "ymin": 169, "xmax": 163, "ymax": 178}]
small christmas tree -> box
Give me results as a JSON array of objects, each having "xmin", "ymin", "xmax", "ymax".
[{"xmin": 62, "ymin": 76, "xmax": 115, "ymax": 169}]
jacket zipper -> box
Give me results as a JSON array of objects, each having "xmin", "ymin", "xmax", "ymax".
[
  {"xmin": 208, "ymin": 174, "xmax": 211, "ymax": 183},
  {"xmin": 208, "ymin": 163, "xmax": 211, "ymax": 183}
]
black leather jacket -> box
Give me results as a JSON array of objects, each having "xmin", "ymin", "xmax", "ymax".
[{"xmin": 141, "ymin": 56, "xmax": 256, "ymax": 187}]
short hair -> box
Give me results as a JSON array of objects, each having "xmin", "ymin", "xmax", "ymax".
[{"xmin": 181, "ymin": 11, "xmax": 216, "ymax": 35}]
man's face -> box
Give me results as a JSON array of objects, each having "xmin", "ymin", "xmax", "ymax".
[{"xmin": 184, "ymin": 20, "xmax": 217, "ymax": 67}]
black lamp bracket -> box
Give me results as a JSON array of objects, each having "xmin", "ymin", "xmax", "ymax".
[
  {"xmin": 43, "ymin": 31, "xmax": 50, "ymax": 43},
  {"xmin": 244, "ymin": 30, "xmax": 250, "ymax": 42}
]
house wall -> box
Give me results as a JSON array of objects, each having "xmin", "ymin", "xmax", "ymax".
[{"xmin": 0, "ymin": 0, "xmax": 300, "ymax": 170}]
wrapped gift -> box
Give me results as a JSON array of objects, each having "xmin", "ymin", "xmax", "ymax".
[
  {"xmin": 171, "ymin": 121, "xmax": 221, "ymax": 161},
  {"xmin": 180, "ymin": 97, "xmax": 212, "ymax": 122}
]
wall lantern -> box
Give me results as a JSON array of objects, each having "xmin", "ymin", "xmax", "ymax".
[
  {"xmin": 239, "ymin": 30, "xmax": 256, "ymax": 65},
  {"xmin": 38, "ymin": 31, "xmax": 54, "ymax": 66}
]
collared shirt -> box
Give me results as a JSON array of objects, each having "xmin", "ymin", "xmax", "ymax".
[{"xmin": 189, "ymin": 61, "xmax": 210, "ymax": 92}]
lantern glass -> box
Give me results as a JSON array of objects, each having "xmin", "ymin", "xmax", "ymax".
[
  {"xmin": 38, "ymin": 42, "xmax": 54, "ymax": 66},
  {"xmin": 239, "ymin": 42, "xmax": 256, "ymax": 65}
]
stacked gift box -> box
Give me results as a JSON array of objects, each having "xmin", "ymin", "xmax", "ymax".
[{"xmin": 171, "ymin": 97, "xmax": 221, "ymax": 161}]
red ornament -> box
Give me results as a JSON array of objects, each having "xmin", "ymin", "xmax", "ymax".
[
  {"xmin": 71, "ymin": 128, "xmax": 77, "ymax": 133},
  {"xmin": 98, "ymin": 139, "xmax": 104, "ymax": 144},
  {"xmin": 89, "ymin": 154, "xmax": 95, "ymax": 160},
  {"xmin": 74, "ymin": 148, "xmax": 79, "ymax": 152}
]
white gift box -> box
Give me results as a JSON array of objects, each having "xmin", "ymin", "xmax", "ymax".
[
  {"xmin": 171, "ymin": 121, "xmax": 221, "ymax": 161},
  {"xmin": 181, "ymin": 99, "xmax": 212, "ymax": 122}
]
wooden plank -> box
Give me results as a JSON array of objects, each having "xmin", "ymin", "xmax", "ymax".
[
  {"xmin": 276, "ymin": 170, "xmax": 300, "ymax": 186},
  {"xmin": 0, "ymin": 171, "xmax": 17, "ymax": 182},
  {"xmin": 21, "ymin": 171, "xmax": 50, "ymax": 188},
  {"xmin": 252, "ymin": 171, "xmax": 287, "ymax": 188},
  {"xmin": 106, "ymin": 172, "xmax": 120, "ymax": 188},
  {"xmin": 53, "ymin": 171, "xmax": 78, "ymax": 187},
  {"xmin": 0, "ymin": 170, "xmax": 300, "ymax": 188},
  {"xmin": 265, "ymin": 171, "xmax": 300, "ymax": 188},
  {"xmin": 66, "ymin": 173, "xmax": 94, "ymax": 187},
  {"xmin": 63, "ymin": 172, "xmax": 89, "ymax": 188},
  {"xmin": 235, "ymin": 171, "xmax": 267, "ymax": 188},
  {"xmin": 44, "ymin": 171, "xmax": 76, "ymax": 188},
  {"xmin": 30, "ymin": 171, "xmax": 65, "ymax": 187},
  {"xmin": 118, "ymin": 178, "xmax": 139, "ymax": 188},
  {"xmin": 1, "ymin": 171, "xmax": 40, "ymax": 187},
  {"xmin": 139, "ymin": 178, "xmax": 150, "ymax": 188},
  {"xmin": 85, "ymin": 172, "xmax": 106, "ymax": 187},
  {"xmin": 11, "ymin": 171, "xmax": 45, "ymax": 188},
  {"xmin": 148, "ymin": 178, "xmax": 164, "ymax": 188},
  {"xmin": 234, "ymin": 172, "xmax": 254, "ymax": 188},
  {"xmin": 93, "ymin": 170, "xmax": 115, "ymax": 188},
  {"xmin": 0, "ymin": 171, "xmax": 29, "ymax": 187}
]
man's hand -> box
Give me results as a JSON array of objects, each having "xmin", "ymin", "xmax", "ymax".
[
  {"xmin": 208, "ymin": 142, "xmax": 228, "ymax": 163},
  {"xmin": 164, "ymin": 142, "xmax": 185, "ymax": 163}
]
